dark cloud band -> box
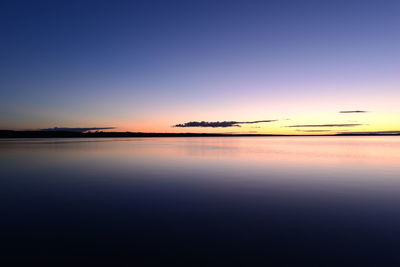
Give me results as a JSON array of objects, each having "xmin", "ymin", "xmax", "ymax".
[
  {"xmin": 40, "ymin": 127, "xmax": 115, "ymax": 133},
  {"xmin": 174, "ymin": 120, "xmax": 277, "ymax": 128},
  {"xmin": 339, "ymin": 110, "xmax": 368, "ymax": 113},
  {"xmin": 286, "ymin": 124, "xmax": 362, "ymax": 128},
  {"xmin": 339, "ymin": 131, "xmax": 400, "ymax": 135},
  {"xmin": 295, "ymin": 130, "xmax": 333, "ymax": 132}
]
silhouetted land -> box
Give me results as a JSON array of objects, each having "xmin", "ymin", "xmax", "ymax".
[{"xmin": 1, "ymin": 130, "xmax": 399, "ymax": 138}]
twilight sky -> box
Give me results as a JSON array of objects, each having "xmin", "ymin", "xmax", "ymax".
[{"xmin": 1, "ymin": 0, "xmax": 399, "ymax": 134}]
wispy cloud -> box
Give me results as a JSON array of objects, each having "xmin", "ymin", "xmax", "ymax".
[
  {"xmin": 173, "ymin": 120, "xmax": 278, "ymax": 128},
  {"xmin": 286, "ymin": 124, "xmax": 362, "ymax": 128},
  {"xmin": 223, "ymin": 131, "xmax": 259, "ymax": 134},
  {"xmin": 338, "ymin": 131, "xmax": 400, "ymax": 135},
  {"xmin": 339, "ymin": 110, "xmax": 368, "ymax": 113},
  {"xmin": 295, "ymin": 130, "xmax": 333, "ymax": 132},
  {"xmin": 40, "ymin": 127, "xmax": 115, "ymax": 133}
]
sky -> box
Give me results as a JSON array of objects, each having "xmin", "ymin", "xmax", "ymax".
[{"xmin": 1, "ymin": 0, "xmax": 399, "ymax": 134}]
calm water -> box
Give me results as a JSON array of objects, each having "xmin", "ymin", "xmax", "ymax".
[{"xmin": 1, "ymin": 137, "xmax": 400, "ymax": 266}]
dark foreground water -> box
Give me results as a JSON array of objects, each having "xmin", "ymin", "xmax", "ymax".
[{"xmin": 1, "ymin": 137, "xmax": 400, "ymax": 266}]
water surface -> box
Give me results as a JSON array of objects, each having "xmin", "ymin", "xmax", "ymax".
[{"xmin": 1, "ymin": 137, "xmax": 400, "ymax": 265}]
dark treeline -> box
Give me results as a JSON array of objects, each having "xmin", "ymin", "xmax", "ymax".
[{"xmin": 0, "ymin": 130, "xmax": 399, "ymax": 138}]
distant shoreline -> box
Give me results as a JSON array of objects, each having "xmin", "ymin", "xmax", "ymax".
[{"xmin": 1, "ymin": 130, "xmax": 399, "ymax": 138}]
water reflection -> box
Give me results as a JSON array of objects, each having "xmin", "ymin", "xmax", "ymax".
[{"xmin": 1, "ymin": 137, "xmax": 400, "ymax": 265}]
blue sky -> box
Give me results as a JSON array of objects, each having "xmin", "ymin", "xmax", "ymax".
[{"xmin": 1, "ymin": 0, "xmax": 399, "ymax": 133}]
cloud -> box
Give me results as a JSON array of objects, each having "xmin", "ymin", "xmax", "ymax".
[
  {"xmin": 173, "ymin": 120, "xmax": 278, "ymax": 128},
  {"xmin": 295, "ymin": 130, "xmax": 333, "ymax": 132},
  {"xmin": 338, "ymin": 131, "xmax": 400, "ymax": 135},
  {"xmin": 286, "ymin": 124, "xmax": 362, "ymax": 128},
  {"xmin": 223, "ymin": 131, "xmax": 259, "ymax": 134},
  {"xmin": 40, "ymin": 127, "xmax": 115, "ymax": 133},
  {"xmin": 339, "ymin": 110, "xmax": 368, "ymax": 113}
]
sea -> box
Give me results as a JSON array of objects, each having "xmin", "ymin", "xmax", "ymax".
[{"xmin": 1, "ymin": 136, "xmax": 400, "ymax": 266}]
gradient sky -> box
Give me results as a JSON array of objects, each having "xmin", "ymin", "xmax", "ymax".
[{"xmin": 1, "ymin": 0, "xmax": 399, "ymax": 134}]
